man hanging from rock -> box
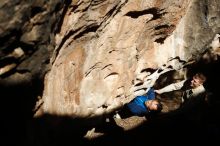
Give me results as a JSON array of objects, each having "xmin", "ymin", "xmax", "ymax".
[{"xmin": 114, "ymin": 87, "xmax": 163, "ymax": 119}]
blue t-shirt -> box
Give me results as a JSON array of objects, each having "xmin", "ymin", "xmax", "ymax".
[{"xmin": 127, "ymin": 88, "xmax": 155, "ymax": 116}]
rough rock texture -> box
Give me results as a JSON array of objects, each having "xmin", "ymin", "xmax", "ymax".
[
  {"xmin": 0, "ymin": 0, "xmax": 67, "ymax": 84},
  {"xmin": 1, "ymin": 0, "xmax": 220, "ymax": 145},
  {"xmin": 1, "ymin": 0, "xmax": 220, "ymax": 118},
  {"xmin": 39, "ymin": 0, "xmax": 220, "ymax": 117}
]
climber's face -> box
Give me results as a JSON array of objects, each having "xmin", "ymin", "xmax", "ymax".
[
  {"xmin": 146, "ymin": 100, "xmax": 159, "ymax": 111},
  {"xmin": 190, "ymin": 75, "xmax": 203, "ymax": 88}
]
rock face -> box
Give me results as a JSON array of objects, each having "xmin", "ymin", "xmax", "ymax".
[
  {"xmin": 1, "ymin": 0, "xmax": 220, "ymax": 118},
  {"xmin": 40, "ymin": 0, "xmax": 220, "ymax": 117}
]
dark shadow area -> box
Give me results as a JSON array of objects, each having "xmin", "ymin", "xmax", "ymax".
[
  {"xmin": 26, "ymin": 115, "xmax": 91, "ymax": 146},
  {"xmin": 116, "ymin": 105, "xmax": 133, "ymax": 119},
  {"xmin": 154, "ymin": 36, "xmax": 167, "ymax": 44},
  {"xmin": 73, "ymin": 24, "xmax": 100, "ymax": 39},
  {"xmin": 1, "ymin": 76, "xmax": 44, "ymax": 146},
  {"xmin": 54, "ymin": 0, "xmax": 72, "ymax": 34},
  {"xmin": 94, "ymin": 113, "xmax": 124, "ymax": 134},
  {"xmin": 26, "ymin": 113, "xmax": 125, "ymax": 146},
  {"xmin": 125, "ymin": 7, "xmax": 166, "ymax": 20},
  {"xmin": 21, "ymin": 97, "xmax": 220, "ymax": 146}
]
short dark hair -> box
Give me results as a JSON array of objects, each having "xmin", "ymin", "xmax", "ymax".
[{"xmin": 156, "ymin": 101, "xmax": 163, "ymax": 112}]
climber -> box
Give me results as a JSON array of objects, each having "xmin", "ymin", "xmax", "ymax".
[
  {"xmin": 114, "ymin": 88, "xmax": 163, "ymax": 119},
  {"xmin": 155, "ymin": 72, "xmax": 207, "ymax": 103}
]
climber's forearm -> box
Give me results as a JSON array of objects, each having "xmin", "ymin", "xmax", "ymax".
[{"xmin": 155, "ymin": 80, "xmax": 186, "ymax": 94}]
